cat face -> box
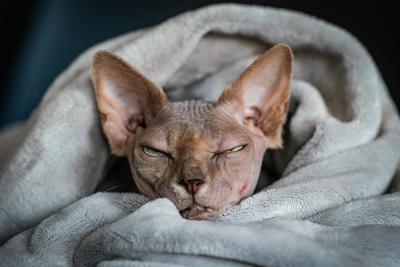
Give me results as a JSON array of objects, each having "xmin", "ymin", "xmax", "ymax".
[
  {"xmin": 92, "ymin": 44, "xmax": 293, "ymax": 219},
  {"xmin": 127, "ymin": 101, "xmax": 268, "ymax": 219}
]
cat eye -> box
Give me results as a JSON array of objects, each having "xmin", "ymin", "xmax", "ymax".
[
  {"xmin": 224, "ymin": 144, "xmax": 246, "ymax": 154},
  {"xmin": 142, "ymin": 146, "xmax": 164, "ymax": 157}
]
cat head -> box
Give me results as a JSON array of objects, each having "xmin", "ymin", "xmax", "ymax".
[{"xmin": 92, "ymin": 44, "xmax": 293, "ymax": 219}]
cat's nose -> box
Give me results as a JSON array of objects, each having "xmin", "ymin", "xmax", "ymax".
[{"xmin": 180, "ymin": 178, "xmax": 205, "ymax": 194}]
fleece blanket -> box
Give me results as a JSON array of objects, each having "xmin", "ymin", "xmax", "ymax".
[{"xmin": 1, "ymin": 3, "xmax": 400, "ymax": 267}]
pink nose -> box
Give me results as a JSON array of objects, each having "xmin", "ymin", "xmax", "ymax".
[{"xmin": 181, "ymin": 178, "xmax": 205, "ymax": 194}]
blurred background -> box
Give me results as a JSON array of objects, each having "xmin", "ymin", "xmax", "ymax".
[{"xmin": 0, "ymin": 0, "xmax": 399, "ymax": 129}]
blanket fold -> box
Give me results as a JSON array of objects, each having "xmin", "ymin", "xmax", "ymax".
[{"xmin": 1, "ymin": 3, "xmax": 400, "ymax": 266}]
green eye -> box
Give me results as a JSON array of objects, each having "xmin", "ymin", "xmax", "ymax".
[
  {"xmin": 142, "ymin": 146, "xmax": 164, "ymax": 157},
  {"xmin": 225, "ymin": 145, "xmax": 246, "ymax": 153}
]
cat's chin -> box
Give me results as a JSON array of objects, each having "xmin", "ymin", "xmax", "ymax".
[{"xmin": 180, "ymin": 204, "xmax": 229, "ymax": 220}]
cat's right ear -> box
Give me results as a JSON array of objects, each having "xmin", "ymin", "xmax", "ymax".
[{"xmin": 92, "ymin": 51, "xmax": 168, "ymax": 156}]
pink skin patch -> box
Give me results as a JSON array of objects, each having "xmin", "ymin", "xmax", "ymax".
[{"xmin": 238, "ymin": 177, "xmax": 249, "ymax": 198}]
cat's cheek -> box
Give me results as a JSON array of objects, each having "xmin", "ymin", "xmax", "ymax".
[
  {"xmin": 131, "ymin": 158, "xmax": 170, "ymax": 198},
  {"xmin": 223, "ymin": 158, "xmax": 257, "ymax": 199},
  {"xmin": 198, "ymin": 178, "xmax": 230, "ymax": 203},
  {"xmin": 131, "ymin": 151, "xmax": 168, "ymax": 175},
  {"xmin": 134, "ymin": 163, "xmax": 161, "ymax": 182},
  {"xmin": 134, "ymin": 177, "xmax": 157, "ymax": 199},
  {"xmin": 213, "ymin": 158, "xmax": 244, "ymax": 190}
]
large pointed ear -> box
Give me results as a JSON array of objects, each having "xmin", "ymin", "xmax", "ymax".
[
  {"xmin": 217, "ymin": 44, "xmax": 293, "ymax": 148},
  {"xmin": 92, "ymin": 51, "xmax": 168, "ymax": 156}
]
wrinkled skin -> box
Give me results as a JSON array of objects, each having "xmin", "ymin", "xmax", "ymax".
[
  {"xmin": 127, "ymin": 101, "xmax": 268, "ymax": 219},
  {"xmin": 92, "ymin": 44, "xmax": 293, "ymax": 219}
]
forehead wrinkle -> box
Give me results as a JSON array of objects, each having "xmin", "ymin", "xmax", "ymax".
[
  {"xmin": 207, "ymin": 116, "xmax": 253, "ymax": 150},
  {"xmin": 152, "ymin": 99, "xmax": 250, "ymax": 154},
  {"xmin": 164, "ymin": 122, "xmax": 184, "ymax": 149},
  {"xmin": 157, "ymin": 100, "xmax": 216, "ymax": 123},
  {"xmin": 179, "ymin": 123, "xmax": 208, "ymax": 152},
  {"xmin": 164, "ymin": 121, "xmax": 216, "ymax": 158},
  {"xmin": 139, "ymin": 127, "xmax": 169, "ymax": 151}
]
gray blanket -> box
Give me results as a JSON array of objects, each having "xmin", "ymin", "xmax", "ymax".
[{"xmin": 1, "ymin": 4, "xmax": 400, "ymax": 267}]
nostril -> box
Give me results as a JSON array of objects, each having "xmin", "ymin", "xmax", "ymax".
[
  {"xmin": 179, "ymin": 178, "xmax": 205, "ymax": 194},
  {"xmin": 188, "ymin": 178, "xmax": 205, "ymax": 186}
]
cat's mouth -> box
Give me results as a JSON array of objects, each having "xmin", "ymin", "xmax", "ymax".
[
  {"xmin": 180, "ymin": 205, "xmax": 222, "ymax": 220},
  {"xmin": 179, "ymin": 201, "xmax": 236, "ymax": 220}
]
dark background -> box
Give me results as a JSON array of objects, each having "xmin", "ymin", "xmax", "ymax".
[{"xmin": 0, "ymin": 0, "xmax": 399, "ymax": 129}]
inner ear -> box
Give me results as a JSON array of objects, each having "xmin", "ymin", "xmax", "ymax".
[
  {"xmin": 92, "ymin": 51, "xmax": 168, "ymax": 156},
  {"xmin": 217, "ymin": 44, "xmax": 293, "ymax": 148}
]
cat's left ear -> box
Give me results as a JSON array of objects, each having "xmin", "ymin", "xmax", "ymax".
[
  {"xmin": 92, "ymin": 51, "xmax": 168, "ymax": 156},
  {"xmin": 217, "ymin": 44, "xmax": 293, "ymax": 148}
]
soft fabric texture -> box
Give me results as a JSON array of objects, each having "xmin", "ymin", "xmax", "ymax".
[{"xmin": 1, "ymin": 3, "xmax": 400, "ymax": 266}]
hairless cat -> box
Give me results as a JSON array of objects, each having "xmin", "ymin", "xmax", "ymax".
[{"xmin": 92, "ymin": 44, "xmax": 293, "ymax": 219}]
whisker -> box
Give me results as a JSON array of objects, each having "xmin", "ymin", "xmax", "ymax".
[{"xmin": 103, "ymin": 184, "xmax": 124, "ymax": 192}]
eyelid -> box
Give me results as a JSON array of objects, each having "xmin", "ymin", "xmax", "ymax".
[
  {"xmin": 215, "ymin": 144, "xmax": 247, "ymax": 155},
  {"xmin": 226, "ymin": 144, "xmax": 246, "ymax": 152},
  {"xmin": 141, "ymin": 145, "xmax": 169, "ymax": 157}
]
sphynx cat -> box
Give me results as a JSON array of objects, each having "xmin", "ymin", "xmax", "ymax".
[{"xmin": 92, "ymin": 44, "xmax": 293, "ymax": 219}]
